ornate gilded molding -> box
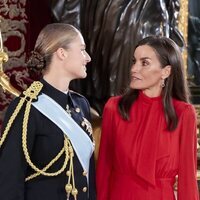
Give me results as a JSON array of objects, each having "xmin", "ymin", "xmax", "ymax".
[
  {"xmin": 178, "ymin": 0, "xmax": 189, "ymax": 69},
  {"xmin": 0, "ymin": 0, "xmax": 27, "ymax": 97},
  {"xmin": 0, "ymin": 27, "xmax": 20, "ymax": 96},
  {"xmin": 0, "ymin": 0, "xmax": 27, "ymax": 70}
]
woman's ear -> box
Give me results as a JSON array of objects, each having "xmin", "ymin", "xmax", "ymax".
[
  {"xmin": 162, "ymin": 65, "xmax": 171, "ymax": 79},
  {"xmin": 56, "ymin": 48, "xmax": 68, "ymax": 60}
]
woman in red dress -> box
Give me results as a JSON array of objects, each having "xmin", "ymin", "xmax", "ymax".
[{"xmin": 96, "ymin": 36, "xmax": 199, "ymax": 200}]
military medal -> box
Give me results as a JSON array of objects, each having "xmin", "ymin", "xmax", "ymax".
[{"xmin": 81, "ymin": 117, "xmax": 93, "ymax": 136}]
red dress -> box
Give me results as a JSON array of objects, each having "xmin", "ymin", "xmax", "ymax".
[{"xmin": 96, "ymin": 92, "xmax": 199, "ymax": 200}]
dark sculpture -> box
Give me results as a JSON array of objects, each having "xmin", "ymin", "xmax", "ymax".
[
  {"xmin": 51, "ymin": 0, "xmax": 184, "ymax": 113},
  {"xmin": 187, "ymin": 0, "xmax": 200, "ymax": 86}
]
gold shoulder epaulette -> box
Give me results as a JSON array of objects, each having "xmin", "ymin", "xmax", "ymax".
[
  {"xmin": 0, "ymin": 81, "xmax": 43, "ymax": 148},
  {"xmin": 1, "ymin": 81, "xmax": 78, "ymax": 199},
  {"xmin": 23, "ymin": 81, "xmax": 43, "ymax": 100}
]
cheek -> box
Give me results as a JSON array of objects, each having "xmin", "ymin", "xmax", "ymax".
[
  {"xmin": 140, "ymin": 71, "xmax": 162, "ymax": 87},
  {"xmin": 143, "ymin": 69, "xmax": 162, "ymax": 80},
  {"xmin": 76, "ymin": 54, "xmax": 84, "ymax": 63}
]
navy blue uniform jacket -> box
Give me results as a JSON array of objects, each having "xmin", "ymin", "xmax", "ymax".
[{"xmin": 0, "ymin": 79, "xmax": 96, "ymax": 200}]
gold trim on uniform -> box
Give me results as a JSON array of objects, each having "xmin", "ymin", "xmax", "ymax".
[
  {"xmin": 81, "ymin": 117, "xmax": 93, "ymax": 136},
  {"xmin": 0, "ymin": 81, "xmax": 80, "ymax": 200}
]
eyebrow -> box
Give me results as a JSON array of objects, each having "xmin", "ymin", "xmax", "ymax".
[
  {"xmin": 132, "ymin": 57, "xmax": 151, "ymax": 61},
  {"xmin": 140, "ymin": 57, "xmax": 151, "ymax": 60},
  {"xmin": 80, "ymin": 44, "xmax": 86, "ymax": 47}
]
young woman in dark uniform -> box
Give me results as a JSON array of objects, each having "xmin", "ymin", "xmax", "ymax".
[{"xmin": 0, "ymin": 23, "xmax": 96, "ymax": 200}]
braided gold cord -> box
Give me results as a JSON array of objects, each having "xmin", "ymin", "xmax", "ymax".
[
  {"xmin": 0, "ymin": 81, "xmax": 43, "ymax": 149},
  {"xmin": 22, "ymin": 100, "xmax": 69, "ymax": 177},
  {"xmin": 25, "ymin": 137, "xmax": 71, "ymax": 181},
  {"xmin": 25, "ymin": 146, "xmax": 65, "ymax": 181},
  {"xmin": 1, "ymin": 81, "xmax": 79, "ymax": 199},
  {"xmin": 0, "ymin": 97, "xmax": 26, "ymax": 148},
  {"xmin": 66, "ymin": 142, "xmax": 78, "ymax": 200}
]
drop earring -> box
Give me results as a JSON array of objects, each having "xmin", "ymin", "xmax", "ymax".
[{"xmin": 161, "ymin": 78, "xmax": 165, "ymax": 88}]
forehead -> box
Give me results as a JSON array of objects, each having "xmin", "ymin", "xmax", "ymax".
[
  {"xmin": 71, "ymin": 32, "xmax": 85, "ymax": 46},
  {"xmin": 134, "ymin": 45, "xmax": 158, "ymax": 59}
]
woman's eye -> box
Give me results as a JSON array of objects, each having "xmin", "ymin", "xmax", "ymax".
[
  {"xmin": 142, "ymin": 60, "xmax": 149, "ymax": 66},
  {"xmin": 131, "ymin": 59, "xmax": 136, "ymax": 64}
]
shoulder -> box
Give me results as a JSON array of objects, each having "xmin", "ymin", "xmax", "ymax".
[
  {"xmin": 173, "ymin": 99, "xmax": 196, "ymax": 118},
  {"xmin": 69, "ymin": 90, "xmax": 85, "ymax": 98},
  {"xmin": 69, "ymin": 90, "xmax": 90, "ymax": 105},
  {"xmin": 2, "ymin": 96, "xmax": 25, "ymax": 129},
  {"xmin": 104, "ymin": 96, "xmax": 121, "ymax": 112},
  {"xmin": 69, "ymin": 90, "xmax": 91, "ymax": 118},
  {"xmin": 5, "ymin": 96, "xmax": 23, "ymax": 114},
  {"xmin": 69, "ymin": 90, "xmax": 87, "ymax": 100}
]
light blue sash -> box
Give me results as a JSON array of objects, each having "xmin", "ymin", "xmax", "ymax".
[{"xmin": 32, "ymin": 93, "xmax": 94, "ymax": 182}]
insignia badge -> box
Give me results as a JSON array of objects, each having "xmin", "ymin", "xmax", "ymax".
[
  {"xmin": 81, "ymin": 117, "xmax": 93, "ymax": 136},
  {"xmin": 66, "ymin": 104, "xmax": 72, "ymax": 116}
]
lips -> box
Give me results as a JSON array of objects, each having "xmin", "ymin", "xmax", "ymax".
[{"xmin": 131, "ymin": 76, "xmax": 142, "ymax": 80}]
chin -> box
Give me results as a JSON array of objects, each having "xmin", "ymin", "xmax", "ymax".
[
  {"xmin": 80, "ymin": 73, "xmax": 87, "ymax": 79},
  {"xmin": 130, "ymin": 83, "xmax": 142, "ymax": 90}
]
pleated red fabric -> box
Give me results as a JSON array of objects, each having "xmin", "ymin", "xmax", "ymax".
[{"xmin": 97, "ymin": 91, "xmax": 199, "ymax": 200}]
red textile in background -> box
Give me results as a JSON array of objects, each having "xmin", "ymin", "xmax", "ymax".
[
  {"xmin": 26, "ymin": 0, "xmax": 52, "ymax": 52},
  {"xmin": 0, "ymin": 0, "xmax": 52, "ymax": 130}
]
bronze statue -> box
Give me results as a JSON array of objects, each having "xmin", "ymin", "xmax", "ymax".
[
  {"xmin": 187, "ymin": 0, "xmax": 200, "ymax": 86},
  {"xmin": 51, "ymin": 0, "xmax": 184, "ymax": 113}
]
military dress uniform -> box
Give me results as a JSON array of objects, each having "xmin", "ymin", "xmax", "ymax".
[{"xmin": 0, "ymin": 79, "xmax": 96, "ymax": 200}]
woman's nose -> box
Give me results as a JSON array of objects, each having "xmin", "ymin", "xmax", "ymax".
[
  {"xmin": 85, "ymin": 51, "xmax": 91, "ymax": 63},
  {"xmin": 131, "ymin": 64, "xmax": 139, "ymax": 73}
]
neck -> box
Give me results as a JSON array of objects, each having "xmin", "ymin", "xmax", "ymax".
[
  {"xmin": 142, "ymin": 88, "xmax": 162, "ymax": 98},
  {"xmin": 43, "ymin": 75, "xmax": 70, "ymax": 92}
]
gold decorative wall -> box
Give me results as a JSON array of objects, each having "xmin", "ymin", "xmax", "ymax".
[{"xmin": 178, "ymin": 0, "xmax": 189, "ymax": 69}]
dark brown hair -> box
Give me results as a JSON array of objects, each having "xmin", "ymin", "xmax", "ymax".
[{"xmin": 118, "ymin": 36, "xmax": 190, "ymax": 131}]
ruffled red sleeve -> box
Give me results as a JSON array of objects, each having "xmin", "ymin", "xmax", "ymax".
[{"xmin": 178, "ymin": 105, "xmax": 199, "ymax": 200}]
